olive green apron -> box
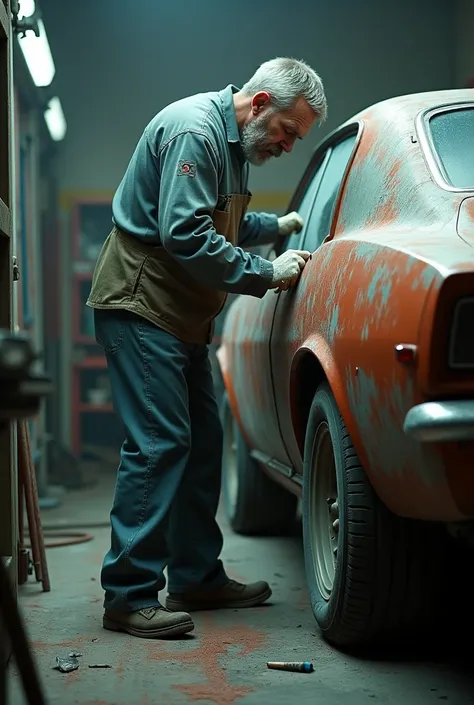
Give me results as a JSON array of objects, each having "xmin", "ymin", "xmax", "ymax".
[{"xmin": 86, "ymin": 193, "xmax": 251, "ymax": 345}]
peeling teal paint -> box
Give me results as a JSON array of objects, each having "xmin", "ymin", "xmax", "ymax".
[
  {"xmin": 327, "ymin": 304, "xmax": 339, "ymax": 344},
  {"xmin": 360, "ymin": 322, "xmax": 369, "ymax": 340},
  {"xmin": 345, "ymin": 367, "xmax": 445, "ymax": 485},
  {"xmin": 404, "ymin": 257, "xmax": 417, "ymax": 274},
  {"xmin": 411, "ymin": 265, "xmax": 438, "ymax": 291},
  {"xmin": 354, "ymin": 241, "xmax": 378, "ymax": 263},
  {"xmin": 379, "ymin": 278, "xmax": 393, "ymax": 308},
  {"xmin": 345, "ymin": 368, "xmax": 379, "ymax": 440},
  {"xmin": 367, "ymin": 265, "xmax": 392, "ymax": 304}
]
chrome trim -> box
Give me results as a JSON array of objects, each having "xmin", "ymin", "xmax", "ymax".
[
  {"xmin": 250, "ymin": 449, "xmax": 294, "ymax": 478},
  {"xmin": 448, "ymin": 297, "xmax": 474, "ymax": 370},
  {"xmin": 404, "ymin": 400, "xmax": 474, "ymax": 442},
  {"xmin": 415, "ymin": 102, "xmax": 474, "ymax": 193}
]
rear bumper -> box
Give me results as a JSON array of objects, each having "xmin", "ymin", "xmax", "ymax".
[{"xmin": 404, "ymin": 400, "xmax": 474, "ymax": 442}]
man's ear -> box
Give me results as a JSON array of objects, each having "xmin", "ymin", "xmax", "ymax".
[{"xmin": 251, "ymin": 91, "xmax": 271, "ymax": 115}]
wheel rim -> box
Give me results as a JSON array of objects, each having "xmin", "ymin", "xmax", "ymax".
[
  {"xmin": 225, "ymin": 412, "xmax": 239, "ymax": 515},
  {"xmin": 310, "ymin": 421, "xmax": 339, "ymax": 601}
]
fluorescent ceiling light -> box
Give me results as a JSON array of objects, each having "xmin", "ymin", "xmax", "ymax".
[
  {"xmin": 44, "ymin": 96, "xmax": 66, "ymax": 141},
  {"xmin": 17, "ymin": 18, "xmax": 55, "ymax": 87},
  {"xmin": 18, "ymin": 0, "xmax": 35, "ymax": 19}
]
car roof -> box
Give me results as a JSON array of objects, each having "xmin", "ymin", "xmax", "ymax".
[{"xmin": 342, "ymin": 88, "xmax": 474, "ymax": 126}]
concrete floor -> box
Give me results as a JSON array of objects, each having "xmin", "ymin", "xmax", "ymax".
[{"xmin": 8, "ymin": 469, "xmax": 474, "ymax": 705}]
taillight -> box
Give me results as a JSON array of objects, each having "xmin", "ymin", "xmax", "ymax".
[
  {"xmin": 395, "ymin": 344, "xmax": 417, "ymax": 365},
  {"xmin": 448, "ymin": 297, "xmax": 474, "ymax": 370}
]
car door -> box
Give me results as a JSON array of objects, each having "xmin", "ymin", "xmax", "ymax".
[
  {"xmin": 270, "ymin": 129, "xmax": 359, "ymax": 472},
  {"xmin": 228, "ymin": 151, "xmax": 331, "ymax": 462},
  {"xmin": 240, "ymin": 145, "xmax": 332, "ymax": 469}
]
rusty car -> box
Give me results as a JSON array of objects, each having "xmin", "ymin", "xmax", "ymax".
[{"xmin": 217, "ymin": 89, "xmax": 474, "ymax": 648}]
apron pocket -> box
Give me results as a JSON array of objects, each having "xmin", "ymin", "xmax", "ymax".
[{"xmin": 89, "ymin": 229, "xmax": 149, "ymax": 306}]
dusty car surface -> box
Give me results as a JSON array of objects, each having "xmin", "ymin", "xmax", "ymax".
[{"xmin": 217, "ymin": 89, "xmax": 474, "ymax": 649}]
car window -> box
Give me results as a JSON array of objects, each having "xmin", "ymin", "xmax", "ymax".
[
  {"xmin": 302, "ymin": 134, "xmax": 357, "ymax": 252},
  {"xmin": 428, "ymin": 107, "xmax": 474, "ymax": 189},
  {"xmin": 282, "ymin": 150, "xmax": 330, "ymax": 252}
]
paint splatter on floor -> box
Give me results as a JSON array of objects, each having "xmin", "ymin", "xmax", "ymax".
[{"xmin": 147, "ymin": 616, "xmax": 266, "ymax": 704}]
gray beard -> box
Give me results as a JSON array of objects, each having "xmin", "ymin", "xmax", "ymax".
[{"xmin": 240, "ymin": 113, "xmax": 283, "ymax": 166}]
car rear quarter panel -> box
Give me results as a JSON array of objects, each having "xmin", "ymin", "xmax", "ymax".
[{"xmin": 277, "ymin": 237, "xmax": 474, "ymax": 521}]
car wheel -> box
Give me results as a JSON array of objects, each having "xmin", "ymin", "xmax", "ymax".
[
  {"xmin": 302, "ymin": 380, "xmax": 450, "ymax": 648},
  {"xmin": 221, "ymin": 393, "xmax": 297, "ymax": 536}
]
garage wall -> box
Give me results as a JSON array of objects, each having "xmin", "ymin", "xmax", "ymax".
[
  {"xmin": 455, "ymin": 0, "xmax": 474, "ymax": 86},
  {"xmin": 41, "ymin": 0, "xmax": 456, "ymax": 197}
]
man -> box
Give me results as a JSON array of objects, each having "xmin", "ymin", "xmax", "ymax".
[{"xmin": 86, "ymin": 56, "xmax": 327, "ymax": 639}]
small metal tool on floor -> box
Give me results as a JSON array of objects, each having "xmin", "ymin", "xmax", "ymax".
[{"xmin": 267, "ymin": 661, "xmax": 314, "ymax": 673}]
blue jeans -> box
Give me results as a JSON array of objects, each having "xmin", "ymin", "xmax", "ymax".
[{"xmin": 94, "ymin": 308, "xmax": 227, "ymax": 612}]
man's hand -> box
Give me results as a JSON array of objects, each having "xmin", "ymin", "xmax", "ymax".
[
  {"xmin": 277, "ymin": 211, "xmax": 304, "ymax": 237},
  {"xmin": 271, "ymin": 249, "xmax": 311, "ymax": 291}
]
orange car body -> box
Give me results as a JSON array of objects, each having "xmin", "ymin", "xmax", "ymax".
[{"xmin": 218, "ymin": 89, "xmax": 474, "ymax": 524}]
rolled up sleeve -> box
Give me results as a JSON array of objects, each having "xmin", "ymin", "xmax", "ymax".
[
  {"xmin": 156, "ymin": 130, "xmax": 274, "ymax": 296},
  {"xmin": 238, "ymin": 211, "xmax": 279, "ymax": 248}
]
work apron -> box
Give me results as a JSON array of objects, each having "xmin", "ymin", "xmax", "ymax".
[{"xmin": 86, "ymin": 193, "xmax": 251, "ymax": 345}]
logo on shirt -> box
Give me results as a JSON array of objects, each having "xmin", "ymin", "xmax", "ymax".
[{"xmin": 177, "ymin": 160, "xmax": 197, "ymax": 178}]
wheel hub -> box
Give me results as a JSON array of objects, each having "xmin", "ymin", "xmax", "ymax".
[{"xmin": 310, "ymin": 422, "xmax": 339, "ymax": 601}]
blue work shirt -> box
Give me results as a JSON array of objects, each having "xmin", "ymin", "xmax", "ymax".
[{"xmin": 112, "ymin": 85, "xmax": 277, "ymax": 295}]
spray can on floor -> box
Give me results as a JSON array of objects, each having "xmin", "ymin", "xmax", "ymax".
[{"xmin": 267, "ymin": 661, "xmax": 314, "ymax": 673}]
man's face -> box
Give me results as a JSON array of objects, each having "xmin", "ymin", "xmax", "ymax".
[{"xmin": 241, "ymin": 94, "xmax": 316, "ymax": 166}]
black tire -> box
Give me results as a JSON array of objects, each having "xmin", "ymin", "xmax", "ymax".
[
  {"xmin": 302, "ymin": 380, "xmax": 451, "ymax": 649},
  {"xmin": 220, "ymin": 393, "xmax": 297, "ymax": 536}
]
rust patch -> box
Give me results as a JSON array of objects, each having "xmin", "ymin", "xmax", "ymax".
[{"xmin": 148, "ymin": 615, "xmax": 266, "ymax": 705}]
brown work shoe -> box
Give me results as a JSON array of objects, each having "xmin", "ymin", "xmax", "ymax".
[
  {"xmin": 165, "ymin": 579, "xmax": 272, "ymax": 612},
  {"xmin": 103, "ymin": 606, "xmax": 194, "ymax": 638}
]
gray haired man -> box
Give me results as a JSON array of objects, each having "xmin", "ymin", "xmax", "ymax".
[{"xmin": 87, "ymin": 57, "xmax": 327, "ymax": 639}]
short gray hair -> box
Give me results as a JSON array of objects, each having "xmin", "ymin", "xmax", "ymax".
[{"xmin": 240, "ymin": 57, "xmax": 327, "ymax": 123}]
